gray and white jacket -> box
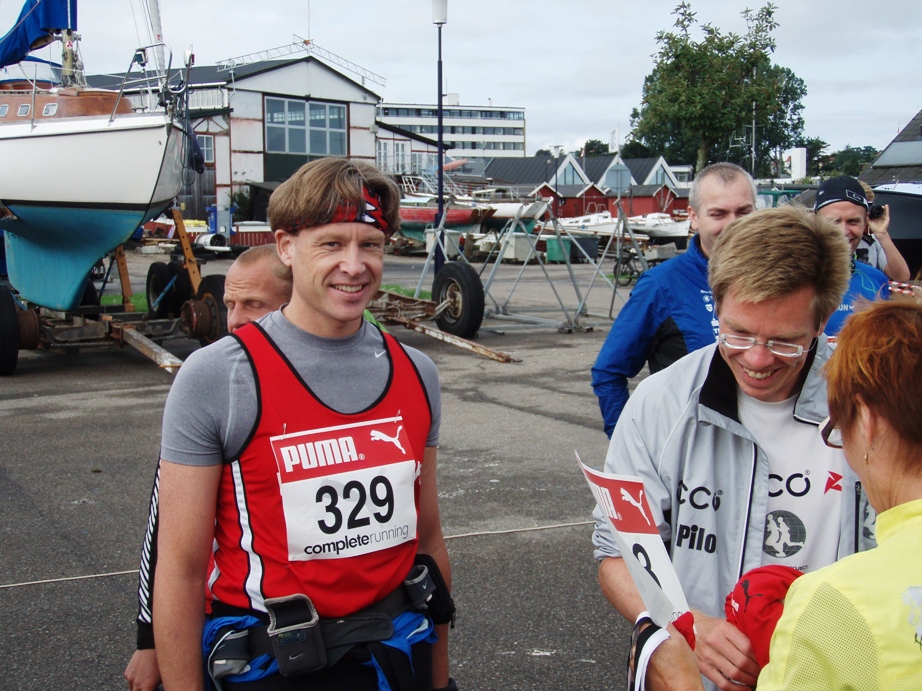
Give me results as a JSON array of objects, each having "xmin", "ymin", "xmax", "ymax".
[{"xmin": 592, "ymin": 339, "xmax": 876, "ymax": 618}]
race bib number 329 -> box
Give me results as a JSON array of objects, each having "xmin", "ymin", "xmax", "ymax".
[{"xmin": 269, "ymin": 416, "xmax": 418, "ymax": 561}]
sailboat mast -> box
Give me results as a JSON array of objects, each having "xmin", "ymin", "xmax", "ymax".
[
  {"xmin": 61, "ymin": 29, "xmax": 76, "ymax": 86},
  {"xmin": 147, "ymin": 0, "xmax": 166, "ymax": 72}
]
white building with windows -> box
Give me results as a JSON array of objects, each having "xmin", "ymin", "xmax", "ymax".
[
  {"xmin": 378, "ymin": 95, "xmax": 525, "ymax": 159},
  {"xmin": 189, "ymin": 57, "xmax": 378, "ymax": 214},
  {"xmin": 95, "ymin": 54, "xmax": 380, "ymax": 219},
  {"xmin": 93, "ymin": 53, "xmax": 521, "ymax": 219},
  {"xmin": 374, "ymin": 122, "xmax": 442, "ymax": 176}
]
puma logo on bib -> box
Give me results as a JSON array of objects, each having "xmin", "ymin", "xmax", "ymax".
[{"xmin": 270, "ymin": 415, "xmax": 419, "ymax": 562}]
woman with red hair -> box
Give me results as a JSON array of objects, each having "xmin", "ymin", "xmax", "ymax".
[{"xmin": 758, "ymin": 298, "xmax": 922, "ymax": 689}]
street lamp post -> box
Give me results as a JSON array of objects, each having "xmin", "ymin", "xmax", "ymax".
[
  {"xmin": 552, "ymin": 145, "xmax": 563, "ymax": 219},
  {"xmin": 433, "ymin": 0, "xmax": 447, "ymax": 273}
]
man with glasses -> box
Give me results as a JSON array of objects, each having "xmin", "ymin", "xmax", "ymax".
[{"xmin": 593, "ymin": 206, "xmax": 876, "ymax": 691}]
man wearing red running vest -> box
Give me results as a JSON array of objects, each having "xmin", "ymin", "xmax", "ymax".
[{"xmin": 154, "ymin": 158, "xmax": 454, "ymax": 691}]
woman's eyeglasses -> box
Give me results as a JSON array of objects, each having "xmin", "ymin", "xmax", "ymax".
[{"xmin": 820, "ymin": 416, "xmax": 843, "ymax": 449}]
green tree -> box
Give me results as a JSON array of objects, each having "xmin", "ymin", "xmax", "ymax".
[
  {"xmin": 582, "ymin": 139, "xmax": 610, "ymax": 156},
  {"xmin": 619, "ymin": 138, "xmax": 653, "ymax": 159},
  {"xmin": 827, "ymin": 145, "xmax": 879, "ymax": 177},
  {"xmin": 629, "ymin": 105, "xmax": 699, "ymax": 165},
  {"xmin": 760, "ymin": 65, "xmax": 807, "ymax": 175},
  {"xmin": 706, "ymin": 65, "xmax": 807, "ymax": 177},
  {"xmin": 534, "ymin": 148, "xmax": 552, "ymax": 157},
  {"xmin": 629, "ymin": 2, "xmax": 793, "ymax": 172}
]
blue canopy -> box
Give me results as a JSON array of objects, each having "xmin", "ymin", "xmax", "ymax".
[{"xmin": 0, "ymin": 0, "xmax": 77, "ymax": 70}]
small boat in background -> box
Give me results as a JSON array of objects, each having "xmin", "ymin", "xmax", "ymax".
[
  {"xmin": 0, "ymin": 0, "xmax": 191, "ymax": 311},
  {"xmin": 557, "ymin": 211, "xmax": 620, "ymax": 236},
  {"xmin": 627, "ymin": 212, "xmax": 690, "ymax": 248},
  {"xmin": 399, "ymin": 202, "xmax": 494, "ymax": 227},
  {"xmin": 487, "ymin": 199, "xmax": 548, "ymax": 221},
  {"xmin": 398, "ymin": 202, "xmax": 495, "ymax": 244}
]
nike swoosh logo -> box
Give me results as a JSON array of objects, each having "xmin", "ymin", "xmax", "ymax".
[
  {"xmin": 375, "ymin": 350, "xmax": 386, "ymax": 358},
  {"xmin": 288, "ymin": 652, "xmax": 305, "ymax": 660}
]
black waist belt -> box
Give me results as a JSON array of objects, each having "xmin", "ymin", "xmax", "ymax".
[
  {"xmin": 208, "ymin": 562, "xmax": 438, "ymax": 682},
  {"xmin": 247, "ymin": 582, "xmax": 415, "ymax": 661}
]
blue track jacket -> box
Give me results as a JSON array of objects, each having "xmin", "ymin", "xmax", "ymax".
[
  {"xmin": 592, "ymin": 236, "xmax": 719, "ymax": 437},
  {"xmin": 824, "ymin": 261, "xmax": 889, "ymax": 337}
]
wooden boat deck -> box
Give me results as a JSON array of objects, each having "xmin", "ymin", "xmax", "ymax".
[{"xmin": 0, "ymin": 86, "xmax": 133, "ymax": 121}]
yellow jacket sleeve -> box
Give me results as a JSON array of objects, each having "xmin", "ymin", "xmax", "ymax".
[{"xmin": 758, "ymin": 578, "xmax": 879, "ymax": 690}]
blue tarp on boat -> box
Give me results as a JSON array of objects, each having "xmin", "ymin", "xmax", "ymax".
[{"xmin": 0, "ymin": 0, "xmax": 77, "ymax": 70}]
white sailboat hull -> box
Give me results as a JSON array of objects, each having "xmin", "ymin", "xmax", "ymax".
[
  {"xmin": 0, "ymin": 110, "xmax": 184, "ymax": 309},
  {"xmin": 0, "ymin": 111, "xmax": 181, "ymax": 207}
]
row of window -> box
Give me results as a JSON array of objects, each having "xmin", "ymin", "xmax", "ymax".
[
  {"xmin": 447, "ymin": 141, "xmax": 524, "ymax": 151},
  {"xmin": 265, "ymin": 97, "xmax": 347, "ymax": 156},
  {"xmin": 404, "ymin": 125, "xmax": 524, "ymax": 136},
  {"xmin": 0, "ymin": 102, "xmax": 58, "ymax": 117},
  {"xmin": 380, "ymin": 107, "xmax": 524, "ymax": 120},
  {"xmin": 376, "ymin": 141, "xmax": 438, "ymax": 174},
  {"xmin": 187, "ymin": 97, "xmax": 529, "ymax": 162}
]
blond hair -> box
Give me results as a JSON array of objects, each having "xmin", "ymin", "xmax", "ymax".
[
  {"xmin": 267, "ymin": 158, "xmax": 400, "ymax": 236},
  {"xmin": 708, "ymin": 206, "xmax": 851, "ymax": 327}
]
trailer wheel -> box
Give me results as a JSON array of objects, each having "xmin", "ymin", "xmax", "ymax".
[
  {"xmin": 168, "ymin": 260, "xmax": 195, "ymax": 305},
  {"xmin": 0, "ymin": 285, "xmax": 20, "ymax": 376},
  {"xmin": 147, "ymin": 262, "xmax": 175, "ymax": 318},
  {"xmin": 195, "ymin": 275, "xmax": 227, "ymax": 346},
  {"xmin": 432, "ymin": 262, "xmax": 484, "ymax": 339}
]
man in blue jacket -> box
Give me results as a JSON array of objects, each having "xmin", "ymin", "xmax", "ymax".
[{"xmin": 592, "ymin": 163, "xmax": 756, "ymax": 436}]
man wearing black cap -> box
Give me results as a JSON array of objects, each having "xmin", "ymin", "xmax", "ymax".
[{"xmin": 814, "ymin": 176, "xmax": 890, "ymax": 336}]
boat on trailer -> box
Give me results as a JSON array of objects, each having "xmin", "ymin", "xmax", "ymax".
[
  {"xmin": 0, "ymin": 0, "xmax": 201, "ymax": 376},
  {"xmin": 627, "ymin": 212, "xmax": 690, "ymax": 248},
  {"xmin": 0, "ymin": 0, "xmax": 189, "ymax": 312}
]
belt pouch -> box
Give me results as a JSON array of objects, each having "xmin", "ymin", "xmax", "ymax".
[
  {"xmin": 415, "ymin": 554, "xmax": 456, "ymax": 626},
  {"xmin": 322, "ymin": 612, "xmax": 394, "ymax": 667},
  {"xmin": 208, "ymin": 627, "xmax": 253, "ymax": 681},
  {"xmin": 404, "ymin": 564, "xmax": 437, "ymax": 611},
  {"xmin": 264, "ymin": 594, "xmax": 327, "ymax": 676}
]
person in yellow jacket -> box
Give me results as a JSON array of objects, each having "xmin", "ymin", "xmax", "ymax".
[{"xmin": 758, "ymin": 298, "xmax": 922, "ymax": 690}]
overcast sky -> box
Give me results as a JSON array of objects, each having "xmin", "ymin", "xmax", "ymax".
[{"xmin": 4, "ymin": 0, "xmax": 921, "ymax": 157}]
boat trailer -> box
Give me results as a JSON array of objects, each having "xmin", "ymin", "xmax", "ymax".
[
  {"xmin": 369, "ymin": 289, "xmax": 519, "ymax": 364},
  {"xmin": 0, "ymin": 211, "xmax": 517, "ymax": 376},
  {"xmin": 2, "ymin": 239, "xmax": 188, "ymax": 376}
]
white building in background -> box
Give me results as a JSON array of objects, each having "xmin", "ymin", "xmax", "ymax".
[
  {"xmin": 99, "ymin": 54, "xmax": 380, "ymax": 218},
  {"xmin": 669, "ymin": 164, "xmax": 694, "ymax": 188},
  {"xmin": 375, "ymin": 122, "xmax": 442, "ymax": 176},
  {"xmin": 783, "ymin": 147, "xmax": 807, "ymax": 180},
  {"xmin": 377, "ymin": 94, "xmax": 526, "ymax": 159}
]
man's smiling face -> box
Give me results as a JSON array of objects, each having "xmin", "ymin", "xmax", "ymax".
[
  {"xmin": 275, "ymin": 221, "xmax": 385, "ymax": 338},
  {"xmin": 717, "ymin": 285, "xmax": 822, "ymax": 402}
]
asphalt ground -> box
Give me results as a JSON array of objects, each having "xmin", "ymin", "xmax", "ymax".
[{"xmin": 0, "ymin": 248, "xmax": 641, "ymax": 690}]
